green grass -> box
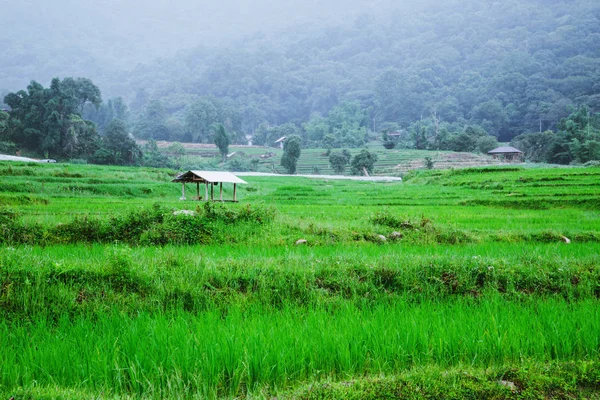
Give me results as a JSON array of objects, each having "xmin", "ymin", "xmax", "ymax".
[
  {"xmin": 2, "ymin": 299, "xmax": 599, "ymax": 398},
  {"xmin": 1, "ymin": 161, "xmax": 600, "ymax": 398}
]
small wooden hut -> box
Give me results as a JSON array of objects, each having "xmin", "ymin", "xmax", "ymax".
[
  {"xmin": 172, "ymin": 171, "xmax": 247, "ymax": 202},
  {"xmin": 487, "ymin": 146, "xmax": 524, "ymax": 162}
]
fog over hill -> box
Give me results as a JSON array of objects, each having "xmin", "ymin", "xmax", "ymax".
[
  {"xmin": 0, "ymin": 0, "xmax": 388, "ymax": 91},
  {"xmin": 2, "ymin": 0, "xmax": 599, "ymax": 147}
]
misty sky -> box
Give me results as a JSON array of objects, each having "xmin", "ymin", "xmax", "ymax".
[
  {"xmin": 0, "ymin": 0, "xmax": 435, "ymax": 92},
  {"xmin": 1, "ymin": 0, "xmax": 385, "ymax": 65}
]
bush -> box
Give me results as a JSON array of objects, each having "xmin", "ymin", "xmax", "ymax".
[{"xmin": 0, "ymin": 203, "xmax": 276, "ymax": 246}]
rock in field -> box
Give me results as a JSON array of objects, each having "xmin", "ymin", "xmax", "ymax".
[
  {"xmin": 390, "ymin": 231, "xmax": 403, "ymax": 240},
  {"xmin": 173, "ymin": 210, "xmax": 196, "ymax": 216},
  {"xmin": 561, "ymin": 236, "xmax": 571, "ymax": 244},
  {"xmin": 295, "ymin": 239, "xmax": 308, "ymax": 246},
  {"xmin": 376, "ymin": 234, "xmax": 387, "ymax": 242},
  {"xmin": 497, "ymin": 380, "xmax": 516, "ymax": 391}
]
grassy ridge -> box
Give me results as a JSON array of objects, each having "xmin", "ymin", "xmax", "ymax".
[{"xmin": 2, "ymin": 244, "xmax": 600, "ymax": 321}]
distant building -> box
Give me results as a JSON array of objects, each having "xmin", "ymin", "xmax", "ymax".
[
  {"xmin": 487, "ymin": 146, "xmax": 524, "ymax": 162},
  {"xmin": 274, "ymin": 136, "xmax": 286, "ymax": 149}
]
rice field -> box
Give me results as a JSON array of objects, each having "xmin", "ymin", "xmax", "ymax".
[
  {"xmin": 1, "ymin": 161, "xmax": 600, "ymax": 399},
  {"xmin": 165, "ymin": 142, "xmax": 504, "ymax": 175}
]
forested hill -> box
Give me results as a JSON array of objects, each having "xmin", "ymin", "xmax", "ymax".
[
  {"xmin": 2, "ymin": 0, "xmax": 599, "ymax": 145},
  {"xmin": 121, "ymin": 0, "xmax": 600, "ymax": 142},
  {"xmin": 0, "ymin": 0, "xmax": 375, "ymax": 94}
]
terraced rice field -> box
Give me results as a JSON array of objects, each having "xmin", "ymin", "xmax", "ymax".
[
  {"xmin": 153, "ymin": 140, "xmax": 509, "ymax": 175},
  {"xmin": 1, "ymin": 161, "xmax": 599, "ymax": 399}
]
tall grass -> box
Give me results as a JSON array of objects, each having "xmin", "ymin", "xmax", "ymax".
[{"xmin": 1, "ymin": 297, "xmax": 598, "ymax": 397}]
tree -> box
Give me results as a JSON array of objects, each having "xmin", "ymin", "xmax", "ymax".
[
  {"xmin": 3, "ymin": 78, "xmax": 102, "ymax": 159},
  {"xmin": 511, "ymin": 131, "xmax": 557, "ymax": 162},
  {"xmin": 0, "ymin": 110, "xmax": 9, "ymax": 140},
  {"xmin": 281, "ymin": 135, "xmax": 302, "ymax": 174},
  {"xmin": 411, "ymin": 126, "xmax": 428, "ymax": 150},
  {"xmin": 98, "ymin": 119, "xmax": 142, "ymax": 165},
  {"xmin": 185, "ymin": 98, "xmax": 219, "ymax": 143},
  {"xmin": 61, "ymin": 77, "xmax": 102, "ymax": 113},
  {"xmin": 329, "ymin": 149, "xmax": 352, "ymax": 174},
  {"xmin": 213, "ymin": 123, "xmax": 230, "ymax": 161},
  {"xmin": 350, "ymin": 149, "xmax": 378, "ymax": 176},
  {"xmin": 142, "ymin": 139, "xmax": 170, "ymax": 168},
  {"xmin": 476, "ymin": 135, "xmax": 500, "ymax": 154},
  {"xmin": 84, "ymin": 97, "xmax": 129, "ymax": 133},
  {"xmin": 424, "ymin": 157, "xmax": 434, "ymax": 169},
  {"xmin": 382, "ymin": 132, "xmax": 396, "ymax": 149},
  {"xmin": 168, "ymin": 142, "xmax": 186, "ymax": 166},
  {"xmin": 0, "ymin": 110, "xmax": 15, "ymax": 154},
  {"xmin": 135, "ymin": 100, "xmax": 169, "ymax": 140}
]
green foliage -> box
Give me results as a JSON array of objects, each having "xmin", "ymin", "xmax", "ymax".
[
  {"xmin": 3, "ymin": 0, "xmax": 600, "ymax": 149},
  {"xmin": 0, "ymin": 202, "xmax": 275, "ymax": 246},
  {"xmin": 292, "ymin": 362, "xmax": 600, "ymax": 400},
  {"xmin": 446, "ymin": 126, "xmax": 490, "ymax": 152},
  {"xmin": 95, "ymin": 119, "xmax": 142, "ymax": 165},
  {"xmin": 350, "ymin": 149, "xmax": 378, "ymax": 175},
  {"xmin": 514, "ymin": 106, "xmax": 600, "ymax": 164},
  {"xmin": 424, "ymin": 156, "xmax": 434, "ymax": 169},
  {"xmin": 142, "ymin": 139, "xmax": 171, "ymax": 168},
  {"xmin": 212, "ymin": 123, "xmax": 230, "ymax": 161},
  {"xmin": 3, "ymin": 78, "xmax": 102, "ymax": 159},
  {"xmin": 281, "ymin": 135, "xmax": 302, "ymax": 174},
  {"xmin": 476, "ymin": 135, "xmax": 500, "ymax": 154},
  {"xmin": 328, "ymin": 149, "xmax": 351, "ymax": 174},
  {"xmin": 511, "ymin": 131, "xmax": 557, "ymax": 162},
  {"xmin": 0, "ymin": 110, "xmax": 9, "ymax": 140},
  {"xmin": 83, "ymin": 97, "xmax": 129, "ymax": 133}
]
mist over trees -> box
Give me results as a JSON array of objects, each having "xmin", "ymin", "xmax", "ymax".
[
  {"xmin": 1, "ymin": 0, "xmax": 600, "ymax": 165},
  {"xmin": 114, "ymin": 0, "xmax": 599, "ymax": 148}
]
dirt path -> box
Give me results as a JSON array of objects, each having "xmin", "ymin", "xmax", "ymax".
[{"xmin": 236, "ymin": 172, "xmax": 402, "ymax": 182}]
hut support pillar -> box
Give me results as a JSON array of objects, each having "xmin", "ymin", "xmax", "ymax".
[
  {"xmin": 205, "ymin": 183, "xmax": 209, "ymax": 202},
  {"xmin": 219, "ymin": 182, "xmax": 223, "ymax": 201},
  {"xmin": 211, "ymin": 183, "xmax": 214, "ymax": 201},
  {"xmin": 196, "ymin": 182, "xmax": 200, "ymax": 200},
  {"xmin": 180, "ymin": 183, "xmax": 186, "ymax": 200},
  {"xmin": 233, "ymin": 184, "xmax": 237, "ymax": 202}
]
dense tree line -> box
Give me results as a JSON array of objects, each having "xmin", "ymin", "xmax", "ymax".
[
  {"xmin": 512, "ymin": 106, "xmax": 600, "ymax": 164},
  {"xmin": 1, "ymin": 78, "xmax": 141, "ymax": 165}
]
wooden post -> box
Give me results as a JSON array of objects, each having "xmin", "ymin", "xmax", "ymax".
[
  {"xmin": 205, "ymin": 182, "xmax": 209, "ymax": 202},
  {"xmin": 196, "ymin": 182, "xmax": 200, "ymax": 200},
  {"xmin": 180, "ymin": 183, "xmax": 186, "ymax": 200},
  {"xmin": 219, "ymin": 182, "xmax": 223, "ymax": 201},
  {"xmin": 211, "ymin": 183, "xmax": 214, "ymax": 201},
  {"xmin": 233, "ymin": 183, "xmax": 237, "ymax": 202}
]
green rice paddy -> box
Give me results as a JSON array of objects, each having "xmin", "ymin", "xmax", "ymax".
[{"xmin": 1, "ymin": 161, "xmax": 599, "ymax": 399}]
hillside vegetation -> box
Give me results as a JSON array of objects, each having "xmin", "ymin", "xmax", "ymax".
[
  {"xmin": 120, "ymin": 0, "xmax": 600, "ymax": 143},
  {"xmin": 2, "ymin": 0, "xmax": 599, "ymax": 145}
]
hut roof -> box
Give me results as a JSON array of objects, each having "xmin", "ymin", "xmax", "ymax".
[
  {"xmin": 274, "ymin": 136, "xmax": 287, "ymax": 144},
  {"xmin": 172, "ymin": 170, "xmax": 248, "ymax": 184},
  {"xmin": 487, "ymin": 146, "xmax": 522, "ymax": 154}
]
